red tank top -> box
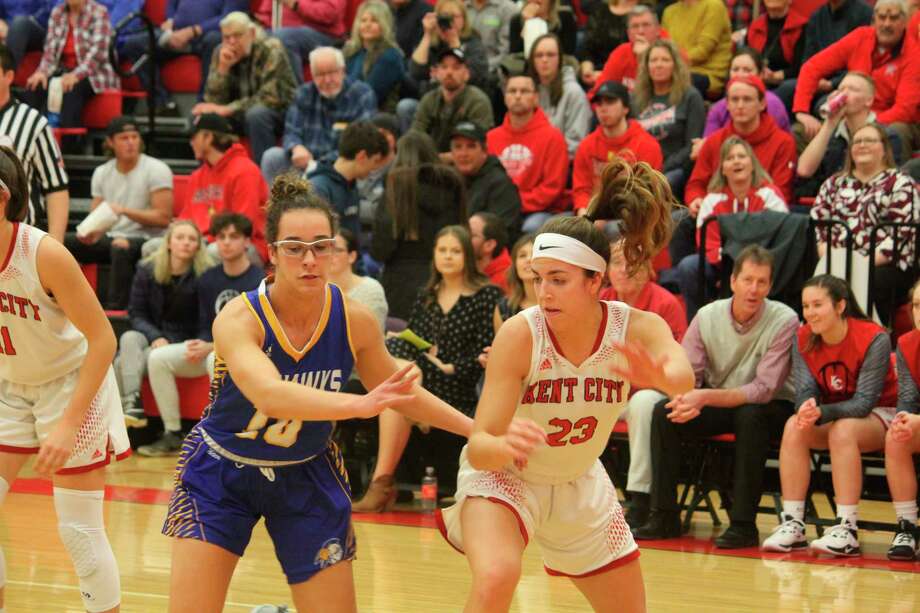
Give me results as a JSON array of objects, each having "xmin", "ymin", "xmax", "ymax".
[
  {"xmin": 898, "ymin": 328, "xmax": 920, "ymax": 389},
  {"xmin": 797, "ymin": 318, "xmax": 897, "ymax": 407},
  {"xmin": 61, "ymin": 28, "xmax": 77, "ymax": 70}
]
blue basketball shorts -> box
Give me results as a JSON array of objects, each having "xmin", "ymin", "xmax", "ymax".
[{"xmin": 162, "ymin": 427, "xmax": 356, "ymax": 584}]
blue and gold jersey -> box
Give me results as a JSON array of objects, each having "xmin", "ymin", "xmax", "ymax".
[{"xmin": 199, "ymin": 280, "xmax": 356, "ymax": 465}]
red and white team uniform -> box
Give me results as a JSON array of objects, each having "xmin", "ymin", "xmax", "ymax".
[
  {"xmin": 0, "ymin": 223, "xmax": 129, "ymax": 472},
  {"xmin": 438, "ymin": 301, "xmax": 639, "ymax": 576}
]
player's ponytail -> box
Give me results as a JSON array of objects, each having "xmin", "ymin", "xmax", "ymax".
[
  {"xmin": 265, "ymin": 173, "xmax": 338, "ymax": 245},
  {"xmin": 584, "ymin": 157, "xmax": 675, "ymax": 273},
  {"xmin": 0, "ymin": 145, "xmax": 29, "ymax": 223}
]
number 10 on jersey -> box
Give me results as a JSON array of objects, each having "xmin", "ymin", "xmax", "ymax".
[{"xmin": 236, "ymin": 410, "xmax": 303, "ymax": 448}]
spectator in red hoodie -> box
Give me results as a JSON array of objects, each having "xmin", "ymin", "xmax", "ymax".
[
  {"xmin": 686, "ymin": 76, "xmax": 796, "ymax": 210},
  {"xmin": 253, "ymin": 0, "xmax": 347, "ymax": 84},
  {"xmin": 587, "ymin": 5, "xmax": 662, "ymax": 95},
  {"xmin": 573, "ymin": 80, "xmax": 662, "ymax": 216},
  {"xmin": 743, "ymin": 0, "xmax": 809, "ymax": 109},
  {"xmin": 679, "ymin": 135, "xmax": 788, "ymax": 319},
  {"xmin": 487, "ymin": 72, "xmax": 569, "ymax": 233},
  {"xmin": 793, "ymin": 0, "xmax": 920, "ymax": 156},
  {"xmin": 469, "ymin": 211, "xmax": 511, "ymax": 293},
  {"xmin": 179, "ymin": 113, "xmax": 269, "ymax": 263}
]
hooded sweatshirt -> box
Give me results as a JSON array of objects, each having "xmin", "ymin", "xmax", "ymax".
[
  {"xmin": 180, "ymin": 143, "xmax": 268, "ymax": 261},
  {"xmin": 465, "ymin": 155, "xmax": 523, "ymax": 239},
  {"xmin": 572, "ymin": 120, "xmax": 663, "ymax": 211},
  {"xmin": 686, "ymin": 113, "xmax": 796, "ymax": 204},
  {"xmin": 538, "ymin": 65, "xmax": 593, "ymax": 158},
  {"xmin": 308, "ymin": 161, "xmax": 359, "ymax": 236},
  {"xmin": 697, "ymin": 184, "xmax": 788, "ymax": 264},
  {"xmin": 487, "ymin": 108, "xmax": 569, "ymax": 215}
]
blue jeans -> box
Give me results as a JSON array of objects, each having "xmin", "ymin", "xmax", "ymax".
[
  {"xmin": 261, "ymin": 146, "xmax": 293, "ymax": 184},
  {"xmin": 676, "ymin": 253, "xmax": 718, "ymax": 322},
  {"xmin": 276, "ymin": 26, "xmax": 339, "ymax": 85},
  {"xmin": 6, "ymin": 15, "xmax": 45, "ymax": 68},
  {"xmin": 521, "ymin": 210, "xmax": 572, "ymax": 234},
  {"xmin": 243, "ymin": 104, "xmax": 285, "ymax": 164},
  {"xmin": 395, "ymin": 97, "xmax": 419, "ymax": 135},
  {"xmin": 664, "ymin": 167, "xmax": 687, "ymax": 202},
  {"xmin": 120, "ymin": 29, "xmax": 222, "ymax": 103}
]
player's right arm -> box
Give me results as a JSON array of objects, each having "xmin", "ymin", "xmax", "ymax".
[
  {"xmin": 213, "ymin": 297, "xmax": 416, "ymax": 421},
  {"xmin": 466, "ymin": 315, "xmax": 546, "ymax": 472}
]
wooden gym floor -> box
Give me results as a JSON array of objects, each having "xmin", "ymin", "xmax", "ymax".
[{"xmin": 2, "ymin": 455, "xmax": 919, "ymax": 612}]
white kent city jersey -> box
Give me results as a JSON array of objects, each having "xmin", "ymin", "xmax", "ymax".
[
  {"xmin": 514, "ymin": 301, "xmax": 630, "ymax": 484},
  {"xmin": 0, "ymin": 223, "xmax": 86, "ymax": 385}
]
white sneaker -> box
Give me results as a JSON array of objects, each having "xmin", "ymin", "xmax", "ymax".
[
  {"xmin": 809, "ymin": 520, "xmax": 861, "ymax": 557},
  {"xmin": 761, "ymin": 514, "xmax": 807, "ymax": 552}
]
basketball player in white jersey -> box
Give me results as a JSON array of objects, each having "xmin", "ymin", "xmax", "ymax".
[
  {"xmin": 0, "ymin": 145, "xmax": 127, "ymax": 613},
  {"xmin": 437, "ymin": 159, "xmax": 695, "ymax": 612}
]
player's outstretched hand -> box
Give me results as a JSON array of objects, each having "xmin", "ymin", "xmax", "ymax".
[
  {"xmin": 610, "ymin": 340, "xmax": 671, "ymax": 392},
  {"xmin": 501, "ymin": 418, "xmax": 546, "ymax": 470},
  {"xmin": 35, "ymin": 420, "xmax": 78, "ymax": 477},
  {"xmin": 350, "ymin": 362, "xmax": 419, "ymax": 419}
]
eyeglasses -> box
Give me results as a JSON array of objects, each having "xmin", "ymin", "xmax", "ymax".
[
  {"xmin": 313, "ymin": 68, "xmax": 344, "ymax": 80},
  {"xmin": 272, "ymin": 238, "xmax": 337, "ymax": 259},
  {"xmin": 852, "ymin": 137, "xmax": 882, "ymax": 146}
]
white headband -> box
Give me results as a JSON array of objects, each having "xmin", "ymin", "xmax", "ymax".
[{"xmin": 531, "ymin": 232, "xmax": 607, "ymax": 273}]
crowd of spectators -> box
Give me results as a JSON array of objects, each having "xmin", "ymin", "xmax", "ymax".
[{"xmin": 5, "ymin": 0, "xmax": 920, "ymax": 559}]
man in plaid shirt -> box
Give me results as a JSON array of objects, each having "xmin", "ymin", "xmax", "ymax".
[
  {"xmin": 195, "ymin": 11, "xmax": 296, "ymax": 165},
  {"xmin": 260, "ymin": 46, "xmax": 377, "ymax": 184}
]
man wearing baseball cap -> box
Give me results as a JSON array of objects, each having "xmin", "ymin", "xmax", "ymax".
[
  {"xmin": 411, "ymin": 47, "xmax": 494, "ymax": 157},
  {"xmin": 63, "ymin": 116, "xmax": 174, "ymax": 309},
  {"xmin": 572, "ymin": 80, "xmax": 663, "ymax": 214},
  {"xmin": 685, "ymin": 75, "xmax": 796, "ymax": 207},
  {"xmin": 180, "ymin": 112, "xmax": 269, "ymax": 262},
  {"xmin": 450, "ymin": 121, "xmax": 521, "ymax": 238}
]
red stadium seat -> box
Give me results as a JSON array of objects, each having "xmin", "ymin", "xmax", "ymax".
[
  {"xmin": 172, "ymin": 174, "xmax": 191, "ymax": 216},
  {"xmin": 80, "ymin": 263, "xmax": 98, "ymax": 292},
  {"xmin": 143, "ymin": 0, "xmax": 168, "ymax": 26},
  {"xmin": 82, "ymin": 90, "xmax": 123, "ymax": 129},
  {"xmin": 141, "ymin": 376, "xmax": 211, "ymax": 420},
  {"xmin": 13, "ymin": 51, "xmax": 41, "ymax": 88},
  {"xmin": 162, "ymin": 55, "xmax": 201, "ymax": 94}
]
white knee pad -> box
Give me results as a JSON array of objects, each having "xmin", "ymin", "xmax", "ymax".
[{"xmin": 53, "ymin": 488, "xmax": 120, "ymax": 612}]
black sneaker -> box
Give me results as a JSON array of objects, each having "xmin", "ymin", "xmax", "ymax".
[
  {"xmin": 633, "ymin": 510, "xmax": 682, "ymax": 540},
  {"xmin": 137, "ymin": 430, "xmax": 183, "ymax": 457},
  {"xmin": 887, "ymin": 519, "xmax": 919, "ymax": 561},
  {"xmin": 122, "ymin": 393, "xmax": 147, "ymax": 428},
  {"xmin": 714, "ymin": 523, "xmax": 759, "ymax": 549},
  {"xmin": 624, "ymin": 492, "xmax": 650, "ymax": 528}
]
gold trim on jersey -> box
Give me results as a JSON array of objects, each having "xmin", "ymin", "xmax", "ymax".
[
  {"xmin": 258, "ymin": 284, "xmax": 332, "ymax": 361},
  {"xmin": 199, "ymin": 427, "xmax": 324, "ymax": 467},
  {"xmin": 334, "ymin": 284, "xmax": 358, "ymax": 363}
]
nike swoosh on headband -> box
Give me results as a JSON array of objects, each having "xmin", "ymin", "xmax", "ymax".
[{"xmin": 537, "ymin": 245, "xmax": 560, "ymax": 250}]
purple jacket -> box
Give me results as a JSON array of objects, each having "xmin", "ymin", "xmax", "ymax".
[{"xmin": 703, "ymin": 90, "xmax": 791, "ymax": 137}]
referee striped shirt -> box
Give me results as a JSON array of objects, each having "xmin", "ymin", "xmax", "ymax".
[{"xmin": 0, "ymin": 99, "xmax": 69, "ymax": 225}]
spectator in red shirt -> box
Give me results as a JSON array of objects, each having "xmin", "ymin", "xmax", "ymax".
[
  {"xmin": 487, "ymin": 72, "xmax": 569, "ymax": 233},
  {"xmin": 743, "ymin": 0, "xmax": 809, "ymax": 109},
  {"xmin": 573, "ymin": 80, "xmax": 663, "ymax": 215},
  {"xmin": 793, "ymin": 0, "xmax": 920, "ymax": 156},
  {"xmin": 686, "ymin": 76, "xmax": 796, "ymax": 208},
  {"xmin": 602, "ymin": 238, "xmax": 687, "ymax": 527},
  {"xmin": 469, "ymin": 211, "xmax": 511, "ymax": 293},
  {"xmin": 178, "ymin": 113, "xmax": 269, "ymax": 263},
  {"xmin": 587, "ymin": 5, "xmax": 662, "ymax": 95}
]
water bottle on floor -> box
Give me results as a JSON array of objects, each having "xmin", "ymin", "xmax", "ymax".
[{"xmin": 421, "ymin": 466, "xmax": 437, "ymax": 512}]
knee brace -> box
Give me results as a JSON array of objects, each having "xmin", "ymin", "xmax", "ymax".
[{"xmin": 53, "ymin": 488, "xmax": 120, "ymax": 612}]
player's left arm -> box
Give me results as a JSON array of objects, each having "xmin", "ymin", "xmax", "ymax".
[
  {"xmin": 34, "ymin": 236, "xmax": 117, "ymax": 474},
  {"xmin": 349, "ymin": 301, "xmax": 473, "ymax": 438},
  {"xmin": 617, "ymin": 308, "xmax": 695, "ymax": 399}
]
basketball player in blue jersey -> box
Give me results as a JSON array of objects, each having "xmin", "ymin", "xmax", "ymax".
[
  {"xmin": 438, "ymin": 159, "xmax": 694, "ymax": 612},
  {"xmin": 163, "ymin": 175, "xmax": 474, "ymax": 613}
]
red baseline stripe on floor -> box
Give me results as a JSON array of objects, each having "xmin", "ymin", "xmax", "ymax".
[{"xmin": 10, "ymin": 478, "xmax": 919, "ymax": 573}]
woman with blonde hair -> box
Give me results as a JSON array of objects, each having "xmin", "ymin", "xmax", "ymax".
[
  {"xmin": 409, "ymin": 0, "xmax": 490, "ymax": 93},
  {"xmin": 343, "ymin": 0, "xmax": 406, "ymax": 111},
  {"xmin": 114, "ymin": 220, "xmax": 214, "ymax": 454},
  {"xmin": 676, "ymin": 135, "xmax": 787, "ymax": 320},
  {"xmin": 632, "ymin": 39, "xmax": 705, "ymax": 197}
]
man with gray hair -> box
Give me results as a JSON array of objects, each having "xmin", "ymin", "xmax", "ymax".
[
  {"xmin": 194, "ymin": 11, "xmax": 297, "ymax": 164},
  {"xmin": 793, "ymin": 0, "xmax": 919, "ymax": 156},
  {"xmin": 260, "ymin": 46, "xmax": 377, "ymax": 183}
]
